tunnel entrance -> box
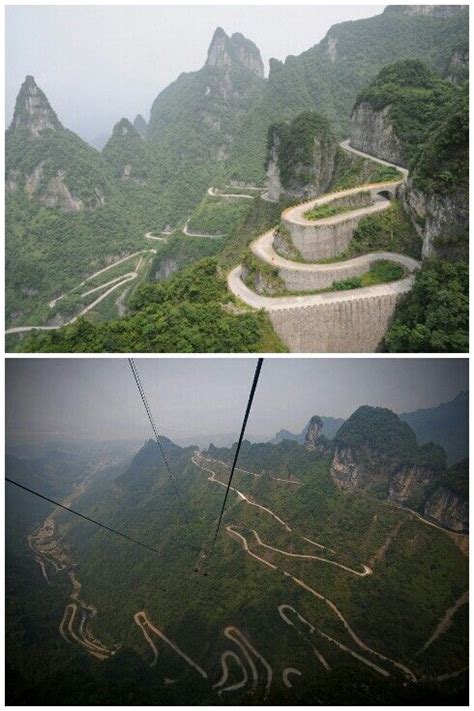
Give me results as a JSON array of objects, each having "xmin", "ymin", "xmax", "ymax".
[{"xmin": 377, "ymin": 190, "xmax": 392, "ymax": 201}]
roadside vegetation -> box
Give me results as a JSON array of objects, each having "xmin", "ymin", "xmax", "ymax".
[
  {"xmin": 18, "ymin": 258, "xmax": 287, "ymax": 353},
  {"xmin": 384, "ymin": 259, "xmax": 468, "ymax": 353}
]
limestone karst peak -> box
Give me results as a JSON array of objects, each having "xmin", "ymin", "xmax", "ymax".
[
  {"xmin": 133, "ymin": 113, "xmax": 147, "ymax": 137},
  {"xmin": 10, "ymin": 75, "xmax": 62, "ymax": 137},
  {"xmin": 205, "ymin": 26, "xmax": 264, "ymax": 78},
  {"xmin": 304, "ymin": 415, "xmax": 324, "ymax": 450},
  {"xmin": 112, "ymin": 117, "xmax": 136, "ymax": 137}
]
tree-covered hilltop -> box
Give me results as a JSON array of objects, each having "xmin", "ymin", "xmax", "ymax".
[
  {"xmin": 17, "ymin": 258, "xmax": 286, "ymax": 353},
  {"xmin": 352, "ymin": 59, "xmax": 468, "ymax": 196},
  {"xmin": 6, "ymin": 430, "xmax": 468, "ymax": 704},
  {"xmin": 334, "ymin": 405, "xmax": 418, "ymax": 458},
  {"xmin": 412, "ymin": 82, "xmax": 468, "ymax": 197},
  {"xmin": 102, "ymin": 118, "xmax": 154, "ymax": 183},
  {"xmin": 334, "ymin": 405, "xmax": 447, "ymax": 470},
  {"xmin": 265, "ymin": 112, "xmax": 338, "ymax": 195},
  {"xmin": 353, "ymin": 60, "xmax": 457, "ymax": 167}
]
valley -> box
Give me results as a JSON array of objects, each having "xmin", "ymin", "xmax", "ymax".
[{"xmin": 7, "ymin": 408, "xmax": 468, "ymax": 704}]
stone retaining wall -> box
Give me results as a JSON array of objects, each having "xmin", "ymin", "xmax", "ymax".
[
  {"xmin": 278, "ymin": 258, "xmax": 382, "ymax": 292},
  {"xmin": 269, "ymin": 291, "xmax": 403, "ymax": 352},
  {"xmin": 284, "ymin": 214, "xmax": 367, "ymax": 260}
]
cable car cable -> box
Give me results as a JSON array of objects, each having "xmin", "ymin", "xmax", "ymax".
[
  {"xmin": 6, "ymin": 478, "xmax": 162, "ymax": 555},
  {"xmin": 207, "ymin": 358, "xmax": 264, "ymax": 559},
  {"xmin": 128, "ymin": 358, "xmax": 187, "ymax": 517}
]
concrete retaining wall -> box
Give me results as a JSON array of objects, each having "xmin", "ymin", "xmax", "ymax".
[
  {"xmin": 284, "ymin": 214, "xmax": 367, "ymax": 260},
  {"xmin": 278, "ymin": 257, "xmax": 378, "ymax": 292},
  {"xmin": 269, "ymin": 292, "xmax": 403, "ymax": 352}
]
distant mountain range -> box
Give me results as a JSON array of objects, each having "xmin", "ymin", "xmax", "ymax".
[{"xmin": 271, "ymin": 391, "xmax": 468, "ymax": 465}]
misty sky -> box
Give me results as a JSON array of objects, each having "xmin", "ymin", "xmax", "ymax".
[
  {"xmin": 6, "ymin": 358, "xmax": 468, "ymax": 447},
  {"xmin": 6, "ymin": 5, "xmax": 384, "ymax": 143}
]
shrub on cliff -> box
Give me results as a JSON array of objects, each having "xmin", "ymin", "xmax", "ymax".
[{"xmin": 384, "ymin": 259, "xmax": 468, "ymax": 353}]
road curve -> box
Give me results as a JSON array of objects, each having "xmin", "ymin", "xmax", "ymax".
[
  {"xmin": 339, "ymin": 139, "xmax": 409, "ymax": 178},
  {"xmin": 228, "ymin": 264, "xmax": 415, "ymax": 312},
  {"xmin": 282, "ymin": 667, "xmax": 302, "ymax": 688},
  {"xmin": 213, "ymin": 651, "xmax": 249, "ymax": 693},
  {"xmin": 6, "ymin": 274, "xmax": 137, "ymax": 334},
  {"xmin": 183, "ymin": 221, "xmax": 227, "ymax": 239},
  {"xmin": 251, "ymin": 229, "xmax": 419, "ymax": 278},
  {"xmin": 134, "ymin": 611, "xmax": 208, "ymax": 679}
]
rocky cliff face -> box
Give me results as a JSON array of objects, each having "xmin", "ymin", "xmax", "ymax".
[
  {"xmin": 330, "ymin": 446, "xmax": 385, "ymax": 491},
  {"xmin": 204, "ymin": 27, "xmax": 264, "ymax": 100},
  {"xmin": 266, "ymin": 112, "xmax": 339, "ymax": 200},
  {"xmin": 388, "ymin": 463, "xmax": 437, "ymax": 506},
  {"xmin": 401, "ymin": 180, "xmax": 468, "ymax": 259},
  {"xmin": 206, "ymin": 28, "xmax": 264, "ymax": 79},
  {"xmin": 265, "ymin": 127, "xmax": 284, "ymax": 201},
  {"xmin": 424, "ymin": 485, "xmax": 468, "ymax": 532},
  {"xmin": 350, "ymin": 102, "xmax": 406, "ymax": 167},
  {"xmin": 446, "ymin": 46, "xmax": 469, "ymax": 84},
  {"xmin": 304, "ymin": 415, "xmax": 331, "ymax": 454},
  {"xmin": 331, "ymin": 447, "xmax": 440, "ymax": 509}
]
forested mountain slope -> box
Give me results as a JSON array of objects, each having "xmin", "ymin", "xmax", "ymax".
[
  {"xmin": 5, "ymin": 78, "xmax": 149, "ymax": 329},
  {"xmin": 228, "ymin": 5, "xmax": 469, "ymax": 183},
  {"xmin": 6, "ymin": 416, "xmax": 468, "ymax": 704}
]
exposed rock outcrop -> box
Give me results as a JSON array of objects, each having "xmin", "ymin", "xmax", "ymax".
[
  {"xmin": 265, "ymin": 112, "xmax": 339, "ymax": 200},
  {"xmin": 350, "ymin": 103, "xmax": 406, "ymax": 167},
  {"xmin": 401, "ymin": 181, "xmax": 468, "ymax": 259},
  {"xmin": 206, "ymin": 27, "xmax": 264, "ymax": 79},
  {"xmin": 265, "ymin": 127, "xmax": 284, "ymax": 201},
  {"xmin": 304, "ymin": 416, "xmax": 330, "ymax": 453},
  {"xmin": 329, "ymin": 405, "xmax": 467, "ymax": 534},
  {"xmin": 424, "ymin": 485, "xmax": 468, "ymax": 533},
  {"xmin": 388, "ymin": 464, "xmax": 437, "ymax": 506},
  {"xmin": 446, "ymin": 46, "xmax": 469, "ymax": 84},
  {"xmin": 40, "ymin": 170, "xmax": 84, "ymax": 212}
]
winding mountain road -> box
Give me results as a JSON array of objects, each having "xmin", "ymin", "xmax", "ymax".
[
  {"xmin": 227, "ymin": 141, "xmax": 418, "ymax": 350},
  {"xmin": 251, "ymin": 228, "xmax": 419, "ymax": 285},
  {"xmin": 228, "ymin": 264, "xmax": 415, "ymax": 312},
  {"xmin": 7, "ymin": 249, "xmax": 156, "ymax": 335}
]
